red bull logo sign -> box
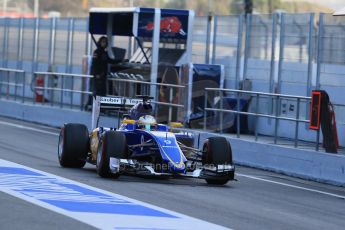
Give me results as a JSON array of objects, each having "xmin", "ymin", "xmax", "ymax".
[
  {"xmin": 145, "ymin": 16, "xmax": 186, "ymax": 36},
  {"xmin": 138, "ymin": 10, "xmax": 189, "ymax": 40}
]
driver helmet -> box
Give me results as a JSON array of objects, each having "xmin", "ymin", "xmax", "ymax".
[
  {"xmin": 129, "ymin": 102, "xmax": 153, "ymax": 119},
  {"xmin": 138, "ymin": 115, "xmax": 157, "ymax": 131}
]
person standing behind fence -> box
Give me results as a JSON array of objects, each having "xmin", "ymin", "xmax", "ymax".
[
  {"xmin": 85, "ymin": 36, "xmax": 123, "ymax": 110},
  {"xmin": 90, "ymin": 36, "xmax": 123, "ymax": 96}
]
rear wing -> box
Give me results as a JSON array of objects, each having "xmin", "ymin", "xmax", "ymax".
[{"xmin": 91, "ymin": 96, "xmax": 142, "ymax": 130}]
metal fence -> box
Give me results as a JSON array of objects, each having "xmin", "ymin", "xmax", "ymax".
[
  {"xmin": 204, "ymin": 88, "xmax": 315, "ymax": 149},
  {"xmin": 0, "ymin": 13, "xmax": 344, "ymax": 148},
  {"xmin": 0, "ymin": 67, "xmax": 26, "ymax": 102},
  {"xmin": 0, "ymin": 14, "xmax": 344, "ymax": 93},
  {"xmin": 0, "ymin": 68, "xmax": 185, "ymax": 123}
]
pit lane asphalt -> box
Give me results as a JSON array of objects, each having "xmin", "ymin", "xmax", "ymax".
[{"xmin": 0, "ymin": 116, "xmax": 344, "ymax": 230}]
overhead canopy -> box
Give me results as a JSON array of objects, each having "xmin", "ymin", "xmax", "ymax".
[
  {"xmin": 89, "ymin": 7, "xmax": 191, "ymax": 40},
  {"xmin": 89, "ymin": 7, "xmax": 138, "ymax": 36},
  {"xmin": 333, "ymin": 7, "xmax": 345, "ymax": 16}
]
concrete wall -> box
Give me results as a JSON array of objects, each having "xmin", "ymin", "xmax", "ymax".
[
  {"xmin": 230, "ymin": 137, "xmax": 345, "ymax": 186},
  {"xmin": 0, "ymin": 99, "xmax": 118, "ymax": 131},
  {"xmin": 197, "ymin": 131, "xmax": 345, "ymax": 186}
]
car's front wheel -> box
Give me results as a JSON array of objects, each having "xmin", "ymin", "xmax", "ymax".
[
  {"xmin": 96, "ymin": 131, "xmax": 127, "ymax": 178},
  {"xmin": 58, "ymin": 123, "xmax": 89, "ymax": 168}
]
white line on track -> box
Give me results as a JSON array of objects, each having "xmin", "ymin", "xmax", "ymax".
[
  {"xmin": 237, "ymin": 173, "xmax": 345, "ymax": 199},
  {"xmin": 0, "ymin": 120, "xmax": 58, "ymax": 136}
]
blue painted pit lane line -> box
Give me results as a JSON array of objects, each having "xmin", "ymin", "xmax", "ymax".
[{"xmin": 0, "ymin": 159, "xmax": 230, "ymax": 230}]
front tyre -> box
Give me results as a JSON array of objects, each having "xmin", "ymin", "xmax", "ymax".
[
  {"xmin": 58, "ymin": 123, "xmax": 89, "ymax": 168},
  {"xmin": 96, "ymin": 131, "xmax": 127, "ymax": 178}
]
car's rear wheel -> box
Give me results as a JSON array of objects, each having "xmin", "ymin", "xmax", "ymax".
[
  {"xmin": 97, "ymin": 131, "xmax": 127, "ymax": 178},
  {"xmin": 202, "ymin": 137, "xmax": 233, "ymax": 185},
  {"xmin": 58, "ymin": 123, "xmax": 89, "ymax": 168},
  {"xmin": 205, "ymin": 172, "xmax": 235, "ymax": 185}
]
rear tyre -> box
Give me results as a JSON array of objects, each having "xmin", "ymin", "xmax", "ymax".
[
  {"xmin": 202, "ymin": 137, "xmax": 233, "ymax": 185},
  {"xmin": 58, "ymin": 123, "xmax": 89, "ymax": 168},
  {"xmin": 202, "ymin": 137, "xmax": 232, "ymax": 165},
  {"xmin": 205, "ymin": 171, "xmax": 235, "ymax": 185},
  {"xmin": 97, "ymin": 131, "xmax": 127, "ymax": 178}
]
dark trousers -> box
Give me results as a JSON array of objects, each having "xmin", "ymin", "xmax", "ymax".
[
  {"xmin": 85, "ymin": 77, "xmax": 107, "ymax": 110},
  {"xmin": 93, "ymin": 78, "xmax": 107, "ymax": 96}
]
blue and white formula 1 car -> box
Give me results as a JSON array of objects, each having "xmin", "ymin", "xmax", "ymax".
[{"xmin": 58, "ymin": 96, "xmax": 235, "ymax": 185}]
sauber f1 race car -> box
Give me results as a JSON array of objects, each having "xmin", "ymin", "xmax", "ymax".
[{"xmin": 58, "ymin": 96, "xmax": 235, "ymax": 185}]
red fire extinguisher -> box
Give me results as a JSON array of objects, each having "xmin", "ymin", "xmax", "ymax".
[{"xmin": 35, "ymin": 75, "xmax": 45, "ymax": 102}]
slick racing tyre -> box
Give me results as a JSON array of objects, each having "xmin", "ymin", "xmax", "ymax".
[
  {"xmin": 97, "ymin": 131, "xmax": 128, "ymax": 178},
  {"xmin": 58, "ymin": 123, "xmax": 89, "ymax": 168},
  {"xmin": 202, "ymin": 137, "xmax": 233, "ymax": 185}
]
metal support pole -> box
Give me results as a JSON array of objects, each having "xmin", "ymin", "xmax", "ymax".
[
  {"xmin": 211, "ymin": 16, "xmax": 218, "ymax": 64},
  {"xmin": 6, "ymin": 70, "xmax": 9, "ymax": 99},
  {"xmin": 3, "ymin": 18, "xmax": 9, "ymax": 68},
  {"xmin": 298, "ymin": 24, "xmax": 303, "ymax": 62},
  {"xmin": 17, "ymin": 18, "xmax": 24, "ymax": 69},
  {"xmin": 14, "ymin": 71, "xmax": 17, "ymax": 101},
  {"xmin": 49, "ymin": 18, "xmax": 57, "ymax": 104},
  {"xmin": 0, "ymin": 71, "xmax": 2, "ymax": 97},
  {"xmin": 263, "ymin": 21, "xmax": 269, "ymax": 59},
  {"xmin": 203, "ymin": 90, "xmax": 208, "ymax": 130},
  {"xmin": 277, "ymin": 13, "xmax": 285, "ymax": 94},
  {"xmin": 70, "ymin": 76, "xmax": 74, "ymax": 109},
  {"xmin": 32, "ymin": 18, "xmax": 39, "ymax": 73},
  {"xmin": 236, "ymin": 92, "xmax": 240, "ymax": 138},
  {"xmin": 67, "ymin": 18, "xmax": 74, "ymax": 73},
  {"xmin": 274, "ymin": 96, "xmax": 280, "ymax": 144},
  {"xmin": 86, "ymin": 18, "xmax": 91, "ymax": 56},
  {"xmin": 1, "ymin": 20, "xmax": 5, "ymax": 67},
  {"xmin": 60, "ymin": 76, "xmax": 64, "ymax": 108},
  {"xmin": 315, "ymin": 13, "xmax": 324, "ymax": 90},
  {"xmin": 70, "ymin": 19, "xmax": 75, "ymax": 72},
  {"xmin": 306, "ymin": 13, "xmax": 314, "ymax": 96},
  {"xmin": 220, "ymin": 90, "xmax": 223, "ymax": 134},
  {"xmin": 255, "ymin": 93, "xmax": 259, "ymax": 141},
  {"xmin": 65, "ymin": 19, "xmax": 72, "ymax": 73},
  {"xmin": 16, "ymin": 18, "xmax": 24, "ymax": 102},
  {"xmin": 205, "ymin": 13, "xmax": 212, "ymax": 64},
  {"xmin": 235, "ymin": 14, "xmax": 243, "ymax": 89},
  {"xmin": 49, "ymin": 17, "xmax": 57, "ymax": 67},
  {"xmin": 168, "ymin": 87, "xmax": 173, "ymax": 124},
  {"xmin": 33, "ymin": 73, "xmax": 36, "ymax": 104},
  {"xmin": 149, "ymin": 9, "xmax": 161, "ymax": 99},
  {"xmin": 42, "ymin": 75, "xmax": 46, "ymax": 103},
  {"xmin": 2, "ymin": 0, "xmax": 8, "ymax": 17},
  {"xmin": 269, "ymin": 14, "xmax": 277, "ymax": 93},
  {"xmin": 22, "ymin": 72, "xmax": 25, "ymax": 103},
  {"xmin": 294, "ymin": 98, "xmax": 300, "ymax": 147},
  {"xmin": 34, "ymin": 0, "xmax": 39, "ymax": 18},
  {"xmin": 243, "ymin": 14, "xmax": 251, "ymax": 83}
]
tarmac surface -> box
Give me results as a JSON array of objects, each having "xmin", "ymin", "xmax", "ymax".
[{"xmin": 0, "ymin": 116, "xmax": 344, "ymax": 230}]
